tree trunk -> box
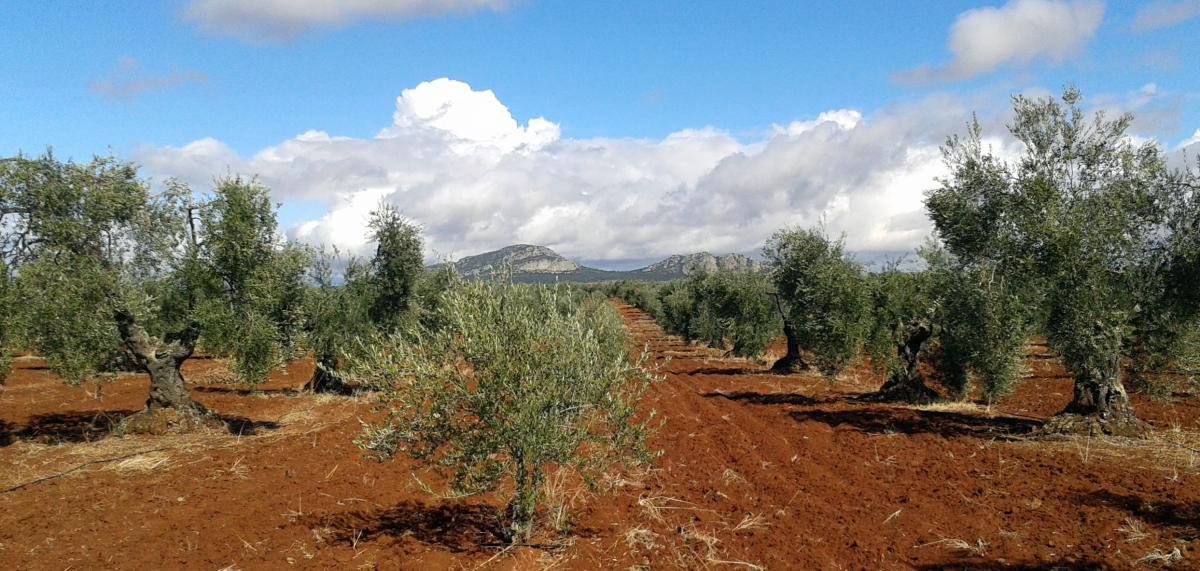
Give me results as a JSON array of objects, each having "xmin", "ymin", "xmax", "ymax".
[
  {"xmin": 304, "ymin": 353, "xmax": 354, "ymax": 395},
  {"xmin": 504, "ymin": 456, "xmax": 540, "ymax": 543},
  {"xmin": 771, "ymin": 323, "xmax": 808, "ymax": 374},
  {"xmin": 114, "ymin": 311, "xmax": 217, "ymax": 434},
  {"xmin": 1043, "ymin": 368, "xmax": 1149, "ymax": 438},
  {"xmin": 874, "ymin": 318, "xmax": 939, "ymax": 404},
  {"xmin": 145, "ymin": 355, "xmax": 199, "ymax": 410}
]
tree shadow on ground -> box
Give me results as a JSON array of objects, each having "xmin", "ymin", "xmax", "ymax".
[
  {"xmin": 685, "ymin": 367, "xmax": 771, "ymax": 376},
  {"xmin": 788, "ymin": 407, "xmax": 1040, "ymax": 438},
  {"xmin": 191, "ymin": 385, "xmax": 300, "ymax": 396},
  {"xmin": 306, "ymin": 501, "xmax": 504, "ymax": 552},
  {"xmin": 703, "ymin": 390, "xmax": 821, "ymax": 406},
  {"xmin": 913, "ymin": 560, "xmax": 1113, "ymax": 570},
  {"xmin": 1075, "ymin": 489, "xmax": 1199, "ymax": 539},
  {"xmin": 0, "ymin": 410, "xmax": 280, "ymax": 446}
]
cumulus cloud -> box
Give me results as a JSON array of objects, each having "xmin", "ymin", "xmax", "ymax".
[
  {"xmin": 894, "ymin": 0, "xmax": 1104, "ymax": 84},
  {"xmin": 88, "ymin": 56, "xmax": 207, "ymax": 102},
  {"xmin": 134, "ymin": 79, "xmax": 1014, "ymax": 265},
  {"xmin": 1131, "ymin": 0, "xmax": 1200, "ymax": 32},
  {"xmin": 185, "ymin": 0, "xmax": 509, "ymax": 42}
]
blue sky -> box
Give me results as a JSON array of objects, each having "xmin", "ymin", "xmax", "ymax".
[{"xmin": 2, "ymin": 1, "xmax": 1198, "ymax": 264}]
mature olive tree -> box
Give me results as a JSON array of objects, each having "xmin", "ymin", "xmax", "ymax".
[
  {"xmin": 864, "ymin": 260, "xmax": 939, "ymax": 403},
  {"xmin": 926, "ymin": 87, "xmax": 1195, "ymax": 436},
  {"xmin": 763, "ymin": 227, "xmax": 871, "ymax": 379},
  {"xmin": 343, "ymin": 279, "xmax": 656, "ymax": 542},
  {"xmin": 0, "ymin": 152, "xmax": 305, "ymax": 429}
]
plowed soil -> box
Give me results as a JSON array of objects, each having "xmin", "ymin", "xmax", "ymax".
[{"xmin": 1, "ymin": 302, "xmax": 1198, "ymax": 570}]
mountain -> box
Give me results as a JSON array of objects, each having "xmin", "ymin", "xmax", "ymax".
[
  {"xmin": 432, "ymin": 245, "xmax": 762, "ymax": 283},
  {"xmin": 638, "ymin": 252, "xmax": 762, "ymax": 276},
  {"xmin": 441, "ymin": 244, "xmax": 579, "ymax": 279}
]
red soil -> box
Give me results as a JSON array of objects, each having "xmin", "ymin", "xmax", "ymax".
[{"xmin": 1, "ymin": 304, "xmax": 1197, "ymax": 570}]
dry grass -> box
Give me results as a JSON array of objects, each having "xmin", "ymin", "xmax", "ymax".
[
  {"xmin": 910, "ymin": 401, "xmax": 990, "ymax": 415},
  {"xmin": 1117, "ymin": 517, "xmax": 1152, "ymax": 544},
  {"xmin": 1134, "ymin": 546, "xmax": 1183, "ymax": 567},
  {"xmin": 1024, "ymin": 428, "xmax": 1200, "ymax": 478},
  {"xmin": 624, "ymin": 526, "xmax": 659, "ymax": 550},
  {"xmin": 543, "ymin": 468, "xmax": 588, "ymax": 534},
  {"xmin": 720, "ymin": 468, "xmax": 746, "ymax": 485},
  {"xmin": 916, "ymin": 538, "xmax": 989, "ymax": 557},
  {"xmin": 103, "ymin": 451, "xmax": 171, "ymax": 472},
  {"xmin": 731, "ymin": 513, "xmax": 769, "ymax": 532}
]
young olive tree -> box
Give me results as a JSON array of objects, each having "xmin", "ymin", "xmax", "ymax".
[
  {"xmin": 365, "ymin": 204, "xmax": 424, "ymax": 333},
  {"xmin": 0, "ymin": 152, "xmax": 304, "ymax": 428},
  {"xmin": 763, "ymin": 227, "xmax": 871, "ymax": 379},
  {"xmin": 343, "ymin": 279, "xmax": 656, "ymax": 542},
  {"xmin": 926, "ymin": 87, "xmax": 1193, "ymax": 436}
]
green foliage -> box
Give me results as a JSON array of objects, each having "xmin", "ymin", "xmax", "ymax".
[
  {"xmin": 0, "ymin": 153, "xmax": 307, "ymax": 395},
  {"xmin": 301, "ymin": 248, "xmax": 376, "ymax": 390},
  {"xmin": 684, "ymin": 271, "xmax": 780, "ymax": 357},
  {"xmin": 925, "ymin": 248, "xmax": 1031, "ymax": 400},
  {"xmin": 0, "ymin": 153, "xmax": 155, "ymax": 384},
  {"xmin": 366, "ymin": 204, "xmax": 424, "ymax": 332},
  {"xmin": 864, "ymin": 260, "xmax": 931, "ymax": 378},
  {"xmin": 606, "ymin": 272, "xmax": 779, "ymax": 359},
  {"xmin": 607, "ymin": 281, "xmax": 665, "ymax": 321},
  {"xmin": 927, "ymin": 87, "xmax": 1190, "ymax": 408},
  {"xmin": 0, "ymin": 260, "xmax": 14, "ymax": 382},
  {"xmin": 343, "ymin": 278, "xmax": 656, "ymax": 541},
  {"xmin": 192, "ymin": 177, "xmax": 309, "ymax": 385},
  {"xmin": 764, "ymin": 227, "xmax": 871, "ymax": 379}
]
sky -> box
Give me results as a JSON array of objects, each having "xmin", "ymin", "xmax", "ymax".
[{"xmin": 1, "ymin": 0, "xmax": 1198, "ymax": 267}]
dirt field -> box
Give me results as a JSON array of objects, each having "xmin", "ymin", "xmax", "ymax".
[{"xmin": 2, "ymin": 303, "xmax": 1198, "ymax": 570}]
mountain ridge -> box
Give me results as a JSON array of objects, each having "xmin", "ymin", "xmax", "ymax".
[{"xmin": 430, "ymin": 244, "xmax": 762, "ymax": 283}]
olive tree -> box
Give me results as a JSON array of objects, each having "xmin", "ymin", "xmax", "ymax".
[
  {"xmin": 365, "ymin": 204, "xmax": 424, "ymax": 333},
  {"xmin": 343, "ymin": 278, "xmax": 656, "ymax": 542},
  {"xmin": 301, "ymin": 249, "xmax": 374, "ymax": 394},
  {"xmin": 300, "ymin": 204, "xmax": 425, "ymax": 393},
  {"xmin": 681, "ymin": 270, "xmax": 780, "ymax": 358},
  {"xmin": 864, "ymin": 260, "xmax": 939, "ymax": 403},
  {"xmin": 0, "ymin": 152, "xmax": 305, "ymax": 428},
  {"xmin": 926, "ymin": 87, "xmax": 1195, "ymax": 436},
  {"xmin": 763, "ymin": 227, "xmax": 871, "ymax": 379}
]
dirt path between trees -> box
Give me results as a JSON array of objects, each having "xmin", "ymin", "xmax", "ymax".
[{"xmin": 1, "ymin": 302, "xmax": 1198, "ymax": 569}]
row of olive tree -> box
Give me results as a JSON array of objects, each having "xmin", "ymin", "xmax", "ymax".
[
  {"xmin": 0, "ymin": 152, "xmax": 430, "ymax": 427},
  {"xmin": 607, "ymin": 89, "xmax": 1200, "ymax": 437}
]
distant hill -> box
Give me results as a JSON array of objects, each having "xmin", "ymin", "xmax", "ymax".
[
  {"xmin": 437, "ymin": 244, "xmax": 579, "ymax": 279},
  {"xmin": 638, "ymin": 252, "xmax": 762, "ymax": 276},
  {"xmin": 431, "ymin": 244, "xmax": 761, "ymax": 284}
]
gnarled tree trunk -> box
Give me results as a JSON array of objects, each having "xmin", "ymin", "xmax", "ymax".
[
  {"xmin": 874, "ymin": 318, "xmax": 939, "ymax": 404},
  {"xmin": 115, "ymin": 311, "xmax": 218, "ymax": 433},
  {"xmin": 771, "ymin": 323, "xmax": 808, "ymax": 374},
  {"xmin": 1043, "ymin": 368, "xmax": 1149, "ymax": 438}
]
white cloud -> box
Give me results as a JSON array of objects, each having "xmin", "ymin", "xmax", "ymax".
[
  {"xmin": 185, "ymin": 0, "xmax": 509, "ymax": 42},
  {"xmin": 134, "ymin": 79, "xmax": 1002, "ymax": 264},
  {"xmin": 1131, "ymin": 0, "xmax": 1200, "ymax": 32},
  {"xmin": 894, "ymin": 0, "xmax": 1105, "ymax": 84},
  {"xmin": 88, "ymin": 56, "xmax": 207, "ymax": 102}
]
